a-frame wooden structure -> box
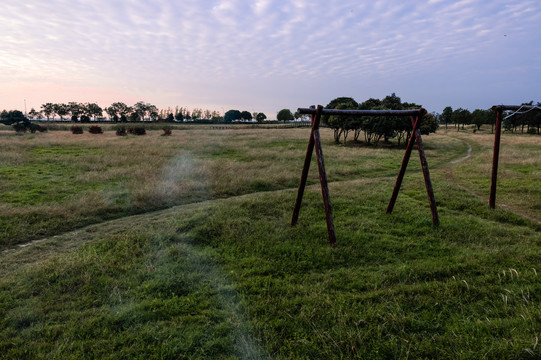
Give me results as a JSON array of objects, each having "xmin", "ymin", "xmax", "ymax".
[{"xmin": 291, "ymin": 105, "xmax": 439, "ymax": 246}]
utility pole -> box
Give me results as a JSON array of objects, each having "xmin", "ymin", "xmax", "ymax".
[{"xmin": 24, "ymin": 99, "xmax": 27, "ymax": 117}]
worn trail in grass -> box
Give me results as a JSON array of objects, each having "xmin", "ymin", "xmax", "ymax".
[
  {"xmin": 2, "ymin": 173, "xmax": 540, "ymax": 358},
  {"xmin": 1, "ymin": 128, "xmax": 540, "ymax": 358},
  {"xmin": 442, "ymin": 131, "xmax": 541, "ymax": 224},
  {"xmin": 0, "ymin": 129, "xmax": 466, "ymax": 249}
]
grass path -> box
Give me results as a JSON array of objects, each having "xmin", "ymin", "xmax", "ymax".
[
  {"xmin": 3, "ymin": 131, "xmax": 538, "ymax": 258},
  {"xmin": 442, "ymin": 134, "xmax": 541, "ymax": 225},
  {"xmin": 1, "ymin": 133, "xmax": 540, "ymax": 359}
]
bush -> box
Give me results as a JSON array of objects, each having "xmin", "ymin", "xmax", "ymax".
[
  {"xmin": 128, "ymin": 127, "xmax": 146, "ymax": 136},
  {"xmin": 116, "ymin": 127, "xmax": 127, "ymax": 136},
  {"xmin": 88, "ymin": 125, "xmax": 103, "ymax": 134},
  {"xmin": 161, "ymin": 128, "xmax": 172, "ymax": 136},
  {"xmin": 71, "ymin": 126, "xmax": 84, "ymax": 134}
]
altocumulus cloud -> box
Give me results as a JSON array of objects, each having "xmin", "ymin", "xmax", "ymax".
[{"xmin": 1, "ymin": 0, "xmax": 540, "ymax": 114}]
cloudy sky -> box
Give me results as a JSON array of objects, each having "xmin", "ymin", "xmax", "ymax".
[{"xmin": 1, "ymin": 0, "xmax": 540, "ymax": 117}]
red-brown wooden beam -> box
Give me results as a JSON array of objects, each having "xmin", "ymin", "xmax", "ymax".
[
  {"xmin": 291, "ymin": 106, "xmax": 317, "ymax": 226},
  {"xmin": 490, "ymin": 107, "xmax": 503, "ymax": 209},
  {"xmin": 489, "ymin": 104, "xmax": 539, "ymax": 209},
  {"xmin": 414, "ymin": 122, "xmax": 439, "ymax": 226},
  {"xmin": 386, "ymin": 115, "xmax": 419, "ymax": 215}
]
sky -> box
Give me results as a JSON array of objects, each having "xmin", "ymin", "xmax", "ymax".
[{"xmin": 1, "ymin": 0, "xmax": 540, "ymax": 117}]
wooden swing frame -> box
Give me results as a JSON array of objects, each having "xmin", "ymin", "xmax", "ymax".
[{"xmin": 291, "ymin": 105, "xmax": 439, "ymax": 246}]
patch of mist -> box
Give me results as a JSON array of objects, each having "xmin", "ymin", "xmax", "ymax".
[
  {"xmin": 155, "ymin": 151, "xmax": 210, "ymax": 206},
  {"xmin": 180, "ymin": 241, "xmax": 270, "ymax": 359}
]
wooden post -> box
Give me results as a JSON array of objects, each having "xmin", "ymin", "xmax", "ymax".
[
  {"xmin": 291, "ymin": 106, "xmax": 317, "ymax": 226},
  {"xmin": 415, "ymin": 125, "xmax": 439, "ymax": 226},
  {"xmin": 489, "ymin": 107, "xmax": 503, "ymax": 209},
  {"xmin": 291, "ymin": 105, "xmax": 336, "ymax": 246},
  {"xmin": 312, "ymin": 106, "xmax": 336, "ymax": 246},
  {"xmin": 386, "ymin": 115, "xmax": 419, "ymax": 214}
]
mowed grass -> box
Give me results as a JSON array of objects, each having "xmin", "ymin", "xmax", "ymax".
[{"xmin": 0, "ymin": 126, "xmax": 540, "ymax": 359}]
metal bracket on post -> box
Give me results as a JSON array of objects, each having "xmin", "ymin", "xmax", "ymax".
[{"xmin": 291, "ymin": 105, "xmax": 336, "ymax": 246}]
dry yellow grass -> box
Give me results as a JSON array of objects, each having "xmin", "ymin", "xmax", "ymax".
[
  {"xmin": 0, "ymin": 127, "xmax": 483, "ymax": 247},
  {"xmin": 443, "ymin": 131, "xmax": 541, "ymax": 220}
]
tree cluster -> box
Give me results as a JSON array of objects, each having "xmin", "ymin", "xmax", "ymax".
[
  {"xmin": 38, "ymin": 102, "xmax": 105, "ymax": 122},
  {"xmin": 0, "ymin": 110, "xmax": 46, "ymax": 133},
  {"xmin": 223, "ymin": 110, "xmax": 267, "ymax": 123},
  {"xmin": 438, "ymin": 102, "xmax": 540, "ymax": 134},
  {"xmin": 502, "ymin": 102, "xmax": 541, "ymax": 134},
  {"xmin": 9, "ymin": 102, "xmax": 269, "ymax": 124},
  {"xmin": 322, "ymin": 94, "xmax": 438, "ymax": 146}
]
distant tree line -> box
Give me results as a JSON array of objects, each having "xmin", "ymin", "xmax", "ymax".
[
  {"xmin": 438, "ymin": 101, "xmax": 540, "ymax": 134},
  {"xmin": 1, "ymin": 102, "xmax": 268, "ymax": 124},
  {"xmin": 223, "ymin": 110, "xmax": 267, "ymax": 123},
  {"xmin": 321, "ymin": 93, "xmax": 438, "ymax": 146}
]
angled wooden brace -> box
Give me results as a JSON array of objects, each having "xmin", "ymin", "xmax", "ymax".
[
  {"xmin": 386, "ymin": 110, "xmax": 439, "ymax": 226},
  {"xmin": 291, "ymin": 105, "xmax": 337, "ymax": 246}
]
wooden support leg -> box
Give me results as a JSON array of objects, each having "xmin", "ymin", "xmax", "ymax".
[
  {"xmin": 291, "ymin": 107, "xmax": 317, "ymax": 226},
  {"xmin": 312, "ymin": 109, "xmax": 336, "ymax": 246},
  {"xmin": 387, "ymin": 116, "xmax": 418, "ymax": 214},
  {"xmin": 291, "ymin": 105, "xmax": 336, "ymax": 246},
  {"xmin": 414, "ymin": 128, "xmax": 439, "ymax": 226},
  {"xmin": 387, "ymin": 113, "xmax": 439, "ymax": 226},
  {"xmin": 489, "ymin": 109, "xmax": 503, "ymax": 209}
]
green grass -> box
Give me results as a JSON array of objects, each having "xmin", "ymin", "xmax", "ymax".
[
  {"xmin": 448, "ymin": 131, "xmax": 541, "ymax": 220},
  {"xmin": 0, "ymin": 129, "xmax": 464, "ymax": 249},
  {"xmin": 0, "ymin": 128, "xmax": 539, "ymax": 359}
]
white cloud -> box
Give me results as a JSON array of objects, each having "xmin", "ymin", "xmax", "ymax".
[{"xmin": 0, "ymin": 0, "xmax": 540, "ymax": 114}]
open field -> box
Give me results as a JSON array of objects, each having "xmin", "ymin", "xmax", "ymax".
[{"xmin": 1, "ymin": 126, "xmax": 540, "ymax": 359}]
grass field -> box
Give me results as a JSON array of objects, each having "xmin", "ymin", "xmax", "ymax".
[{"xmin": 0, "ymin": 125, "xmax": 539, "ymax": 359}]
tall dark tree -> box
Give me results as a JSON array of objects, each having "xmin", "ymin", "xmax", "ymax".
[
  {"xmin": 28, "ymin": 108, "xmax": 39, "ymax": 119},
  {"xmin": 54, "ymin": 103, "xmax": 69, "ymax": 120},
  {"xmin": 441, "ymin": 106, "xmax": 453, "ymax": 129},
  {"xmin": 256, "ymin": 112, "xmax": 267, "ymax": 123},
  {"xmin": 0, "ymin": 110, "xmax": 26, "ymax": 125},
  {"xmin": 451, "ymin": 108, "xmax": 471, "ymax": 131},
  {"xmin": 41, "ymin": 103, "xmax": 55, "ymax": 120},
  {"xmin": 86, "ymin": 103, "xmax": 103, "ymax": 120},
  {"xmin": 241, "ymin": 111, "xmax": 252, "ymax": 121},
  {"xmin": 277, "ymin": 108, "xmax": 294, "ymax": 123},
  {"xmin": 108, "ymin": 102, "xmax": 131, "ymax": 120},
  {"xmin": 133, "ymin": 101, "xmax": 148, "ymax": 121},
  {"xmin": 324, "ymin": 97, "xmax": 359, "ymax": 143},
  {"xmin": 224, "ymin": 110, "xmax": 242, "ymax": 123},
  {"xmin": 471, "ymin": 109, "xmax": 491, "ymax": 131}
]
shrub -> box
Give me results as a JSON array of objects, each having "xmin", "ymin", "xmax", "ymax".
[
  {"xmin": 128, "ymin": 127, "xmax": 146, "ymax": 136},
  {"xmin": 89, "ymin": 125, "xmax": 103, "ymax": 134},
  {"xmin": 71, "ymin": 126, "xmax": 84, "ymax": 134},
  {"xmin": 162, "ymin": 128, "xmax": 172, "ymax": 136},
  {"xmin": 116, "ymin": 127, "xmax": 127, "ymax": 136}
]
